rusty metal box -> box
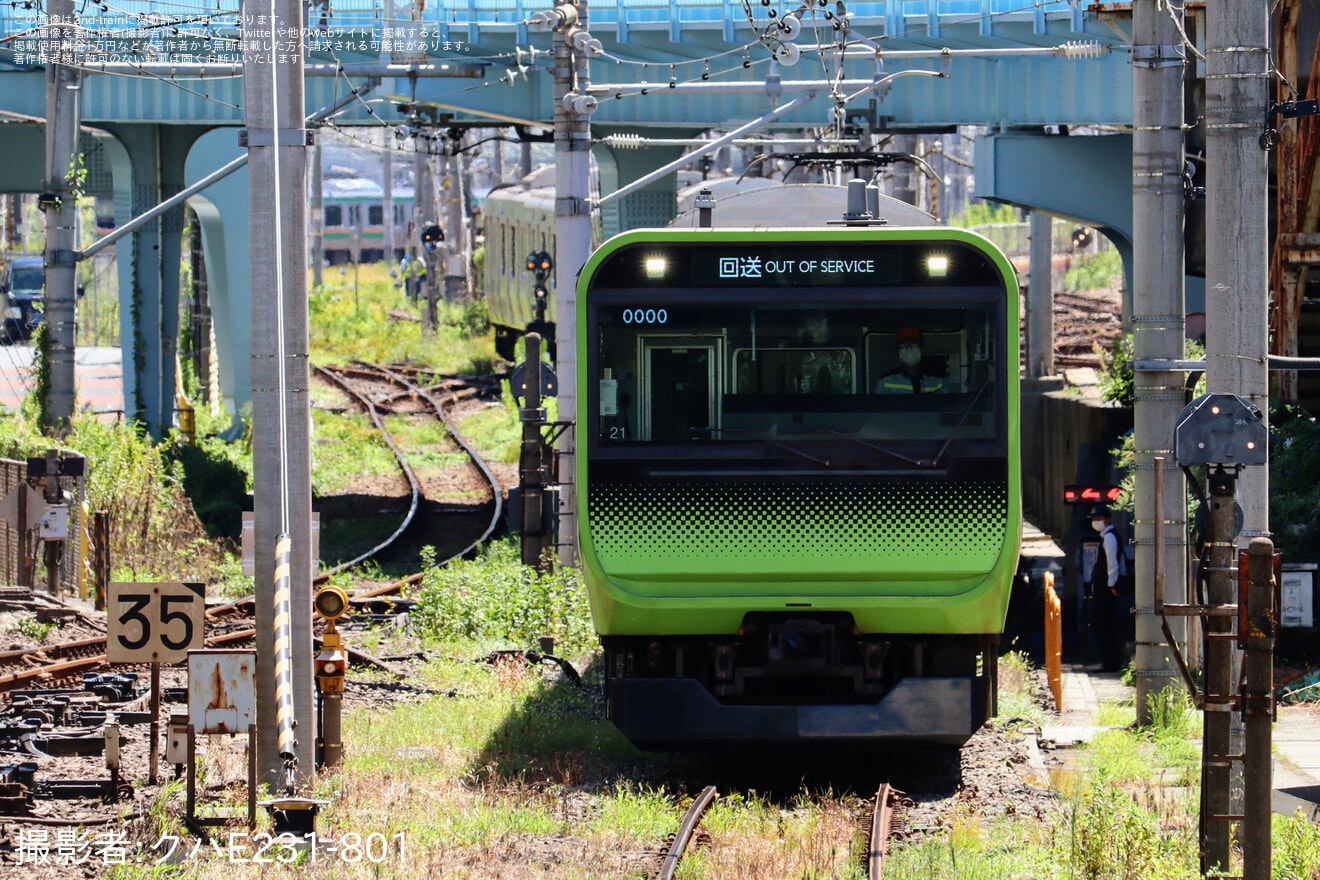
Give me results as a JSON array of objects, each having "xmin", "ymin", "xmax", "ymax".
[
  {"xmin": 187, "ymin": 649, "xmax": 257, "ymax": 736},
  {"xmin": 166, "ymin": 714, "xmax": 189, "ymax": 764}
]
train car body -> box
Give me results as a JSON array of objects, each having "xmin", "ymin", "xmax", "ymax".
[
  {"xmin": 320, "ymin": 177, "xmax": 414, "ymax": 265},
  {"xmin": 576, "ymin": 224, "xmax": 1021, "ymax": 749},
  {"xmin": 481, "ymin": 167, "xmax": 559, "ymax": 360}
]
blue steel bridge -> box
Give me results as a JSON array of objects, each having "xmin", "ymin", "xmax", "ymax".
[{"xmin": 0, "ymin": 0, "xmax": 1142, "ymax": 432}]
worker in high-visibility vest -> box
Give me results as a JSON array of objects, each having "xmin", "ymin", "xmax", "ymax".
[{"xmin": 874, "ymin": 326, "xmax": 945, "ymax": 393}]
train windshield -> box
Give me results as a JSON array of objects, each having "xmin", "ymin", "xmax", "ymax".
[{"xmin": 591, "ymin": 296, "xmax": 1004, "ymax": 468}]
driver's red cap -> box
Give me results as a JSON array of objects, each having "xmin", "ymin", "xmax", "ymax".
[{"xmin": 896, "ymin": 327, "xmax": 922, "ymax": 345}]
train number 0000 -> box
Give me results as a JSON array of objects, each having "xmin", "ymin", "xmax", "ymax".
[{"xmin": 621, "ymin": 309, "xmax": 667, "ymax": 325}]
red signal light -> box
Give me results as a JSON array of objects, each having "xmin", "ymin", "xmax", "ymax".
[{"xmin": 1064, "ymin": 484, "xmax": 1122, "ymax": 505}]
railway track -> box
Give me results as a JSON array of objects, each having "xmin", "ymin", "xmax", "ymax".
[
  {"xmin": 864, "ymin": 783, "xmax": 911, "ymax": 879},
  {"xmin": 205, "ymin": 363, "xmax": 504, "ymax": 620},
  {"xmin": 0, "ymin": 626, "xmax": 259, "ymax": 695},
  {"xmin": 654, "ymin": 785, "xmax": 718, "ymax": 880}
]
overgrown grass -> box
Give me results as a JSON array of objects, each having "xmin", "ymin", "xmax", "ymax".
[
  {"xmin": 0, "ymin": 412, "xmax": 224, "ymax": 584},
  {"xmin": 1065, "ymin": 247, "xmax": 1124, "ymax": 292},
  {"xmin": 309, "ymin": 263, "xmax": 495, "ymax": 374},
  {"xmin": 410, "ymin": 539, "xmax": 596, "ymax": 657},
  {"xmin": 309, "ymin": 408, "xmax": 400, "ymax": 496},
  {"xmin": 997, "ymin": 650, "xmax": 1048, "ymax": 727}
]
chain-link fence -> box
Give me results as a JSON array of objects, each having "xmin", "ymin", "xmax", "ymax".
[{"xmin": 0, "ymin": 456, "xmax": 87, "ymax": 594}]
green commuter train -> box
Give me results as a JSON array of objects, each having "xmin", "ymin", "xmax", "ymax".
[{"xmin": 576, "ymin": 226, "xmax": 1021, "ymax": 748}]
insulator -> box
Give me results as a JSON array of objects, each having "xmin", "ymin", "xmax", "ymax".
[
  {"xmin": 604, "ymin": 133, "xmax": 644, "ymax": 149},
  {"xmin": 1059, "ymin": 40, "xmax": 1104, "ymax": 60},
  {"xmin": 563, "ymin": 92, "xmax": 598, "ymax": 116},
  {"xmin": 775, "ymin": 41, "xmax": 801, "ymax": 67}
]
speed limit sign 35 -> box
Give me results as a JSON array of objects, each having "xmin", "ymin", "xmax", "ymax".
[{"xmin": 107, "ymin": 582, "xmax": 206, "ymax": 663}]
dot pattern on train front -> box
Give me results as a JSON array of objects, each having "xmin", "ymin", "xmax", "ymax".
[{"xmin": 587, "ymin": 479, "xmax": 1008, "ymax": 570}]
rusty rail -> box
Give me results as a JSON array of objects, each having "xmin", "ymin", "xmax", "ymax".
[
  {"xmin": 657, "ymin": 785, "xmax": 717, "ymax": 880},
  {"xmin": 313, "ymin": 364, "xmax": 423, "ymax": 581},
  {"xmin": 0, "ymin": 628, "xmax": 257, "ymax": 695},
  {"xmin": 357, "ymin": 361, "xmax": 504, "ymax": 561},
  {"xmin": 868, "ymin": 783, "xmax": 898, "ymax": 880}
]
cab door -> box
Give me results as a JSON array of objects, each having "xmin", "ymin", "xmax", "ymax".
[{"xmin": 640, "ymin": 338, "xmax": 722, "ymax": 442}]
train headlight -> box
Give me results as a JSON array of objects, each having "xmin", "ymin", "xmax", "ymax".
[
  {"xmin": 644, "ymin": 257, "xmax": 667, "ymax": 279},
  {"xmin": 314, "ymin": 585, "xmax": 349, "ymax": 622},
  {"xmin": 926, "ymin": 255, "xmax": 949, "ymax": 278}
]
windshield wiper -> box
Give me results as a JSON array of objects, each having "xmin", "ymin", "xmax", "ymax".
[
  {"xmin": 826, "ymin": 432, "xmax": 932, "ymax": 468},
  {"xmin": 826, "ymin": 379, "xmax": 994, "ymax": 469},
  {"xmin": 931, "ymin": 379, "xmax": 993, "ymax": 467},
  {"xmin": 691, "ymin": 427, "xmax": 831, "ymax": 468}
]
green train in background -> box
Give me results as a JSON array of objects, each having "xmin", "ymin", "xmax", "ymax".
[{"xmin": 576, "ymin": 224, "xmax": 1021, "ymax": 749}]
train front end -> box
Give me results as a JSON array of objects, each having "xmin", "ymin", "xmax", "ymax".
[{"xmin": 577, "ymin": 228, "xmax": 1021, "ymax": 749}]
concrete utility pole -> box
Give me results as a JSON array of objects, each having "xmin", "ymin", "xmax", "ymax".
[
  {"xmin": 42, "ymin": 0, "xmax": 81, "ymax": 434},
  {"xmin": 1131, "ymin": 0, "xmax": 1188, "ymax": 725},
  {"xmin": 441, "ymin": 137, "xmax": 466, "ymax": 304},
  {"xmin": 1203, "ymin": 3, "xmax": 1268, "ymax": 869},
  {"xmin": 552, "ymin": 0, "xmax": 592, "ymax": 565},
  {"xmin": 1206, "ymin": 2, "xmax": 1268, "ymax": 541},
  {"xmin": 242, "ymin": 0, "xmax": 315, "ymax": 785},
  {"xmin": 310, "ymin": 139, "xmax": 323, "ymax": 288},
  {"xmin": 415, "ymin": 138, "xmax": 439, "ymax": 331},
  {"xmin": 1026, "ymin": 211, "xmax": 1054, "ymax": 378}
]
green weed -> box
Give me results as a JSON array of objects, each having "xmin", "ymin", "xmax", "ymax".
[
  {"xmin": 996, "ymin": 650, "xmax": 1048, "ymax": 727},
  {"xmin": 308, "ymin": 264, "xmax": 493, "ymax": 374},
  {"xmin": 7, "ymin": 618, "xmax": 53, "ymax": 641},
  {"xmin": 1065, "ymin": 247, "xmax": 1124, "ymax": 292},
  {"xmin": 1274, "ymin": 810, "xmax": 1320, "ymax": 879},
  {"xmin": 410, "ymin": 540, "xmax": 596, "ymax": 656}
]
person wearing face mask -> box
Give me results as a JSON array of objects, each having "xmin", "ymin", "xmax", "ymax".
[
  {"xmin": 1088, "ymin": 503, "xmax": 1126, "ymax": 672},
  {"xmin": 875, "ymin": 327, "xmax": 944, "ymax": 393}
]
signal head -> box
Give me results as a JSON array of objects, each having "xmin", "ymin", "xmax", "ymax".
[{"xmin": 314, "ymin": 585, "xmax": 349, "ymax": 622}]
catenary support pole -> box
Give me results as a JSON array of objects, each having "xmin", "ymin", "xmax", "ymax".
[
  {"xmin": 1131, "ymin": 0, "xmax": 1188, "ymax": 725},
  {"xmin": 1205, "ymin": 0, "xmax": 1267, "ymax": 847},
  {"xmin": 554, "ymin": 0, "xmax": 591, "ymax": 566},
  {"xmin": 1027, "ymin": 211, "xmax": 1054, "ymax": 379},
  {"xmin": 1206, "ymin": 2, "xmax": 1269, "ymax": 549},
  {"xmin": 443, "ymin": 138, "xmax": 467, "ymax": 304},
  {"xmin": 244, "ymin": 0, "xmax": 315, "ymax": 787},
  {"xmin": 42, "ymin": 0, "xmax": 81, "ymax": 434},
  {"xmin": 417, "ymin": 139, "xmax": 440, "ymax": 332}
]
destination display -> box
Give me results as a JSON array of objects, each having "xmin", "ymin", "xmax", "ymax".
[{"xmin": 593, "ymin": 241, "xmax": 1000, "ymax": 290}]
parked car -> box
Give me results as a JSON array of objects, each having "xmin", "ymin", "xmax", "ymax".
[{"xmin": 3, "ymin": 257, "xmax": 44, "ymax": 343}]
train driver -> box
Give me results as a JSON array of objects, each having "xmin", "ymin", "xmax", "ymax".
[{"xmin": 874, "ymin": 327, "xmax": 944, "ymax": 394}]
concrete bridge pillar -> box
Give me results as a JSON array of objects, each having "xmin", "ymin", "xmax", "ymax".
[
  {"xmin": 102, "ymin": 124, "xmax": 207, "ymax": 435},
  {"xmin": 184, "ymin": 129, "xmax": 252, "ymax": 426}
]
